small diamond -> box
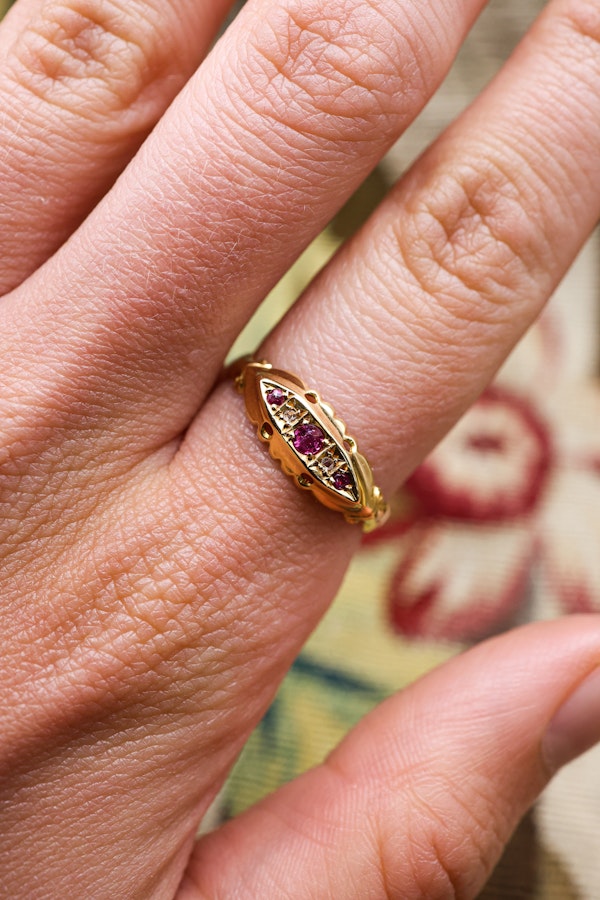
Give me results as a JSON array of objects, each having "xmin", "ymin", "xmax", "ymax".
[
  {"xmin": 333, "ymin": 470, "xmax": 353, "ymax": 491},
  {"xmin": 281, "ymin": 405, "xmax": 299, "ymax": 423},
  {"xmin": 293, "ymin": 423, "xmax": 325, "ymax": 456},
  {"xmin": 320, "ymin": 456, "xmax": 336, "ymax": 472},
  {"xmin": 266, "ymin": 388, "xmax": 286, "ymax": 407}
]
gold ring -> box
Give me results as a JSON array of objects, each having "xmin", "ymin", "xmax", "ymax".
[{"xmin": 233, "ymin": 358, "xmax": 389, "ymax": 533}]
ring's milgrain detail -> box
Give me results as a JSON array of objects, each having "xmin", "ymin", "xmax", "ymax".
[{"xmin": 234, "ymin": 359, "xmax": 389, "ymax": 532}]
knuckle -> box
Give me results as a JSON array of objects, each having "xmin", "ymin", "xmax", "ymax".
[
  {"xmin": 391, "ymin": 154, "xmax": 553, "ymax": 332},
  {"xmin": 546, "ymin": 1, "xmax": 600, "ymax": 126},
  {"xmin": 560, "ymin": 0, "xmax": 600, "ymax": 50},
  {"xmin": 9, "ymin": 0, "xmax": 177, "ymax": 119},
  {"xmin": 238, "ymin": 0, "xmax": 435, "ymax": 143}
]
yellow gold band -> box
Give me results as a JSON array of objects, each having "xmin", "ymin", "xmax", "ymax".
[{"xmin": 233, "ymin": 358, "xmax": 389, "ymax": 533}]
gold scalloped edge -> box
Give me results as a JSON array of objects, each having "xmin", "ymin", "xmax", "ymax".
[{"xmin": 235, "ymin": 359, "xmax": 389, "ymax": 532}]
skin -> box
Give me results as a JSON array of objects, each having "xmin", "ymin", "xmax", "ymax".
[{"xmin": 0, "ymin": 0, "xmax": 599, "ymax": 895}]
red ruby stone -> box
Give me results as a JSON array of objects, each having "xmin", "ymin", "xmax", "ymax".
[
  {"xmin": 293, "ymin": 423, "xmax": 325, "ymax": 455},
  {"xmin": 333, "ymin": 470, "xmax": 352, "ymax": 491},
  {"xmin": 267, "ymin": 388, "xmax": 286, "ymax": 407}
]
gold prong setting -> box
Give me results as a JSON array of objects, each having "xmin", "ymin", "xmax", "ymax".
[
  {"xmin": 234, "ymin": 359, "xmax": 389, "ymax": 532},
  {"xmin": 261, "ymin": 380, "xmax": 358, "ymax": 501}
]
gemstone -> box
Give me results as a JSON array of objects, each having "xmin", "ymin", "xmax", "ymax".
[
  {"xmin": 267, "ymin": 388, "xmax": 286, "ymax": 407},
  {"xmin": 293, "ymin": 423, "xmax": 325, "ymax": 456},
  {"xmin": 320, "ymin": 456, "xmax": 336, "ymax": 472},
  {"xmin": 333, "ymin": 470, "xmax": 352, "ymax": 491},
  {"xmin": 282, "ymin": 405, "xmax": 300, "ymax": 423}
]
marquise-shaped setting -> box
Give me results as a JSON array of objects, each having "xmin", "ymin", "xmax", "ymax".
[{"xmin": 235, "ymin": 360, "xmax": 389, "ymax": 531}]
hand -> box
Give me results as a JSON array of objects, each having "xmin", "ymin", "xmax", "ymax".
[{"xmin": 1, "ymin": 0, "xmax": 600, "ymax": 896}]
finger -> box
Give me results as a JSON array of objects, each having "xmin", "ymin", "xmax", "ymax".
[
  {"xmin": 253, "ymin": 0, "xmax": 600, "ymax": 487},
  {"xmin": 0, "ymin": 0, "xmax": 488, "ymax": 451},
  {"xmin": 183, "ymin": 617, "xmax": 600, "ymax": 899},
  {"xmin": 164, "ymin": 0, "xmax": 600, "ymax": 700},
  {"xmin": 0, "ymin": 0, "xmax": 234, "ymax": 293}
]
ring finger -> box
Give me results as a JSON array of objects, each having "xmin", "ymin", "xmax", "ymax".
[{"xmin": 172, "ymin": 0, "xmax": 600, "ymax": 624}]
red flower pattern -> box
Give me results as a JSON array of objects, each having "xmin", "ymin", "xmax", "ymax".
[{"xmin": 366, "ymin": 271, "xmax": 600, "ymax": 643}]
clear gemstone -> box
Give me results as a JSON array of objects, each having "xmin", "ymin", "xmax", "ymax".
[
  {"xmin": 293, "ymin": 423, "xmax": 325, "ymax": 456},
  {"xmin": 282, "ymin": 406, "xmax": 299, "ymax": 423},
  {"xmin": 320, "ymin": 456, "xmax": 336, "ymax": 472}
]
